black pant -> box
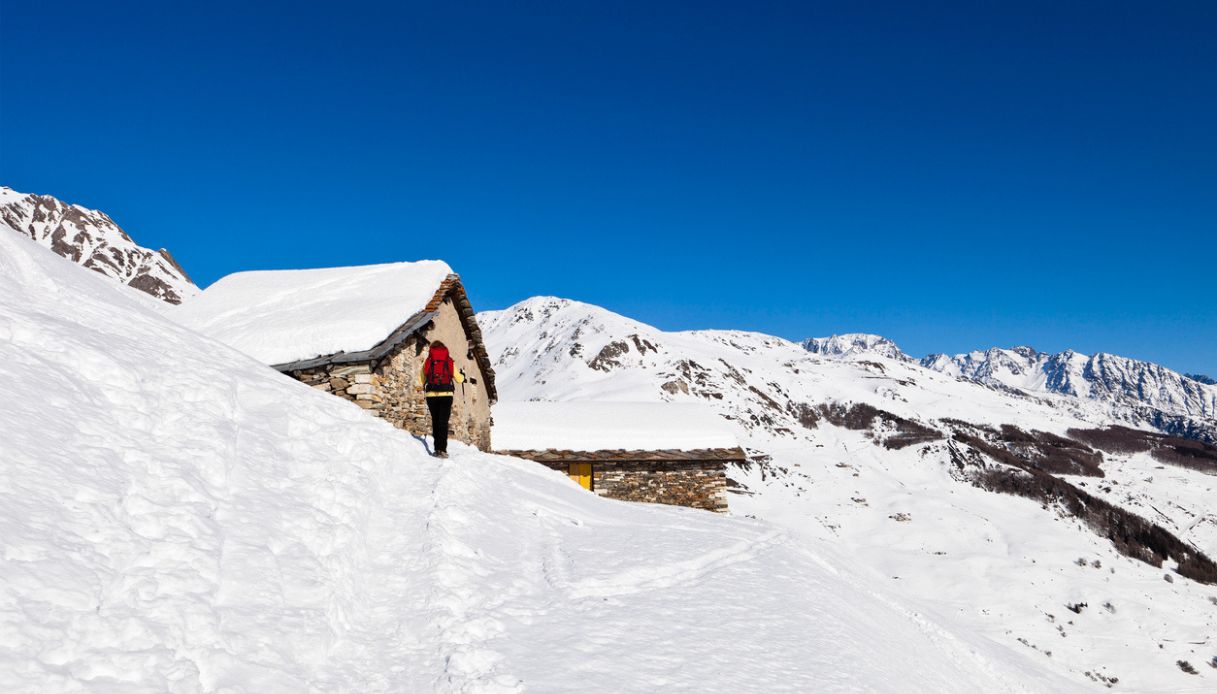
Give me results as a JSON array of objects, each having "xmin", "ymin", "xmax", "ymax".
[{"xmin": 426, "ymin": 396, "xmax": 453, "ymax": 453}]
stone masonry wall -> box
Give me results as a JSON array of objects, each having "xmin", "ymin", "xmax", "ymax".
[
  {"xmin": 535, "ymin": 460, "xmax": 729, "ymax": 512},
  {"xmin": 288, "ymin": 297, "xmax": 493, "ymax": 451},
  {"xmin": 595, "ymin": 462, "xmax": 728, "ymax": 512}
]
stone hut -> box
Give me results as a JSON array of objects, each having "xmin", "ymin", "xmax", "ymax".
[
  {"xmin": 176, "ymin": 260, "xmax": 497, "ymax": 451},
  {"xmin": 493, "ymin": 401, "xmax": 745, "ymax": 512}
]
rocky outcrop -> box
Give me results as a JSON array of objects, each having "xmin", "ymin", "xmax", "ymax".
[
  {"xmin": 0, "ymin": 186, "xmax": 196, "ymax": 304},
  {"xmin": 802, "ymin": 333, "xmax": 912, "ymax": 362}
]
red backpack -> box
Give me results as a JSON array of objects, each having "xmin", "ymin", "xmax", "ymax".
[{"xmin": 424, "ymin": 345, "xmax": 454, "ymax": 391}]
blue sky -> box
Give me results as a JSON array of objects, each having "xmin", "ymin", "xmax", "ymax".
[{"xmin": 2, "ymin": 2, "xmax": 1215, "ymax": 374}]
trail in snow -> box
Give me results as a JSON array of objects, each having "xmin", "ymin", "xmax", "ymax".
[{"xmin": 1, "ymin": 232, "xmax": 1080, "ymax": 692}]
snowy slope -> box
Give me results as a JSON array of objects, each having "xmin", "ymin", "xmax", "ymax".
[
  {"xmin": 0, "ymin": 186, "xmax": 196, "ymax": 304},
  {"xmin": 920, "ymin": 345, "xmax": 1217, "ymax": 424},
  {"xmin": 0, "ymin": 233, "xmax": 1076, "ymax": 691},
  {"xmin": 174, "ymin": 260, "xmax": 452, "ymax": 365},
  {"xmin": 479, "ymin": 296, "xmax": 1217, "ymax": 692}
]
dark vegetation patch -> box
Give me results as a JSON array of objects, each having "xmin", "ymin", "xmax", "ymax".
[
  {"xmin": 1068, "ymin": 425, "xmax": 1217, "ymax": 474},
  {"xmin": 1185, "ymin": 373, "xmax": 1216, "ymax": 385},
  {"xmin": 817, "ymin": 402, "xmax": 943, "ymax": 449},
  {"xmin": 1150, "ymin": 440, "xmax": 1217, "ymax": 472},
  {"xmin": 952, "ymin": 424, "xmax": 1104, "ymax": 477},
  {"xmin": 1067, "ymin": 426, "xmax": 1154, "ymax": 455},
  {"xmin": 818, "ymin": 402, "xmax": 884, "ymax": 430},
  {"xmin": 789, "ymin": 402, "xmax": 819, "ymax": 430},
  {"xmin": 975, "ymin": 466, "xmax": 1217, "ymax": 585}
]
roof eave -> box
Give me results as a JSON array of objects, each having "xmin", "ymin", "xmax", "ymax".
[{"xmin": 496, "ymin": 446, "xmax": 750, "ymax": 464}]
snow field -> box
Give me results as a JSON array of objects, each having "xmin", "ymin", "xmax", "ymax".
[
  {"xmin": 0, "ymin": 229, "xmax": 1076, "ymax": 691},
  {"xmin": 479, "ymin": 296, "xmax": 1217, "ymax": 691}
]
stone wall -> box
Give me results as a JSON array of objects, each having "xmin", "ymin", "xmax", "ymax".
[
  {"xmin": 536, "ymin": 460, "xmax": 729, "ymax": 512},
  {"xmin": 287, "ymin": 296, "xmax": 493, "ymax": 451}
]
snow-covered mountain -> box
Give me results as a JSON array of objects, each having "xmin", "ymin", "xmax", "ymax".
[
  {"xmin": 0, "ymin": 185, "xmax": 196, "ymax": 304},
  {"xmin": 1, "ymin": 223, "xmax": 1084, "ymax": 691},
  {"xmin": 920, "ymin": 345, "xmax": 1217, "ymax": 424},
  {"xmin": 802, "ymin": 333, "xmax": 912, "ymax": 362},
  {"xmin": 480, "ymin": 296, "xmax": 1217, "ymax": 691}
]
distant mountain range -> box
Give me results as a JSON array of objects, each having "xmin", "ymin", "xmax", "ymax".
[
  {"xmin": 0, "ymin": 186, "xmax": 196, "ymax": 304},
  {"xmin": 804, "ymin": 332, "xmax": 1217, "ymax": 438},
  {"xmin": 4, "ymin": 183, "xmax": 1209, "ymax": 438}
]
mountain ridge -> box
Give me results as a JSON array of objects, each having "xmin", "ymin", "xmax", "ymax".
[
  {"xmin": 0, "ymin": 185, "xmax": 197, "ymax": 304},
  {"xmin": 795, "ymin": 330, "xmax": 1217, "ymax": 432}
]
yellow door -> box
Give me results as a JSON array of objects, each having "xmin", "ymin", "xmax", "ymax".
[{"xmin": 568, "ymin": 463, "xmax": 593, "ymax": 490}]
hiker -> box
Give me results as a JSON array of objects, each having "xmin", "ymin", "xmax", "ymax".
[{"xmin": 419, "ymin": 340, "xmax": 464, "ymax": 458}]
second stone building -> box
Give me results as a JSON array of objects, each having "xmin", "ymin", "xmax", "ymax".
[{"xmin": 492, "ymin": 401, "xmax": 746, "ymax": 512}]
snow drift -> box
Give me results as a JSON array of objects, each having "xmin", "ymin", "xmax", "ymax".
[{"xmin": 0, "ymin": 235, "xmax": 1070, "ymax": 691}]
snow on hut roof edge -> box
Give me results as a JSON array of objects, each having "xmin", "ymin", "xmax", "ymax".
[{"xmin": 175, "ymin": 260, "xmax": 453, "ymax": 365}]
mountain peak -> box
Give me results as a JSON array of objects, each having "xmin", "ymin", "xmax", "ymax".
[
  {"xmin": 0, "ymin": 186, "xmax": 197, "ymax": 304},
  {"xmin": 801, "ymin": 333, "xmax": 911, "ymax": 362}
]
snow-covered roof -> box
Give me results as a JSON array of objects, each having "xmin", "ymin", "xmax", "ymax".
[
  {"xmin": 176, "ymin": 260, "xmax": 453, "ymax": 365},
  {"xmin": 492, "ymin": 401, "xmax": 740, "ymax": 452}
]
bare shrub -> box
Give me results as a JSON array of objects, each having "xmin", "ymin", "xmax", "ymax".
[
  {"xmin": 816, "ymin": 402, "xmax": 943, "ymax": 449},
  {"xmin": 1068, "ymin": 426, "xmax": 1155, "ymax": 454},
  {"xmin": 954, "ymin": 428, "xmax": 1103, "ymax": 477},
  {"xmin": 1149, "ymin": 438, "xmax": 1217, "ymax": 474},
  {"xmin": 884, "ymin": 418, "xmax": 943, "ymax": 450},
  {"xmin": 818, "ymin": 402, "xmax": 883, "ymax": 430},
  {"xmin": 1068, "ymin": 426, "xmax": 1217, "ymax": 474},
  {"xmin": 789, "ymin": 402, "xmax": 819, "ymax": 430}
]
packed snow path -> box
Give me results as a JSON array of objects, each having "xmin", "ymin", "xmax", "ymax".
[{"xmin": 1, "ymin": 232, "xmax": 1072, "ymax": 692}]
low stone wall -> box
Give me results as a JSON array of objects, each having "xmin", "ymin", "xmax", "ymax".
[
  {"xmin": 532, "ymin": 459, "xmax": 729, "ymax": 512},
  {"xmin": 595, "ymin": 462, "xmax": 728, "ymax": 512}
]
